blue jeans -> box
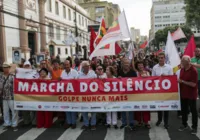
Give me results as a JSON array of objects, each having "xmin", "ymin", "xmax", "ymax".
[
  {"xmin": 3, "ymin": 100, "xmax": 18, "ymax": 127},
  {"xmin": 121, "ymin": 112, "xmax": 134, "ymax": 126},
  {"xmin": 66, "ymin": 112, "xmax": 77, "ymax": 125},
  {"xmin": 82, "ymin": 112, "xmax": 96, "ymax": 126}
]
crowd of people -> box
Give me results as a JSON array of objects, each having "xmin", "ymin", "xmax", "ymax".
[{"xmin": 0, "ymin": 49, "xmax": 200, "ymax": 135}]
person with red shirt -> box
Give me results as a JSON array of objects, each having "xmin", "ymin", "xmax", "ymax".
[
  {"xmin": 37, "ymin": 68, "xmax": 53, "ymax": 128},
  {"xmin": 178, "ymin": 55, "xmax": 198, "ymax": 135},
  {"xmin": 134, "ymin": 61, "xmax": 151, "ymax": 129}
]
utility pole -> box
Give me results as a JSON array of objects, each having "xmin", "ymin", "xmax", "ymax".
[{"xmin": 74, "ymin": 6, "xmax": 79, "ymax": 54}]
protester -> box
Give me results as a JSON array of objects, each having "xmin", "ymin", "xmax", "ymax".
[
  {"xmin": 17, "ymin": 61, "xmax": 37, "ymax": 127},
  {"xmin": 78, "ymin": 61, "xmax": 97, "ymax": 130},
  {"xmin": 61, "ymin": 60, "xmax": 78, "ymax": 129},
  {"xmin": 0, "ymin": 62, "xmax": 18, "ymax": 131},
  {"xmin": 48, "ymin": 59, "xmax": 64, "ymax": 125},
  {"xmin": 105, "ymin": 66, "xmax": 118, "ymax": 129},
  {"xmin": 152, "ymin": 52, "xmax": 173, "ymax": 129},
  {"xmin": 96, "ymin": 65, "xmax": 107, "ymax": 125},
  {"xmin": 178, "ymin": 55, "xmax": 198, "ymax": 134},
  {"xmin": 37, "ymin": 68, "xmax": 53, "ymax": 128},
  {"xmin": 72, "ymin": 57, "xmax": 81, "ymax": 72},
  {"xmin": 103, "ymin": 58, "xmax": 109, "ymax": 72},
  {"xmin": 119, "ymin": 58, "xmax": 137, "ymax": 130},
  {"xmin": 191, "ymin": 48, "xmax": 200, "ymax": 102},
  {"xmin": 135, "ymin": 61, "xmax": 151, "ymax": 129}
]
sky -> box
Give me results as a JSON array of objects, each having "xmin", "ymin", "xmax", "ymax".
[{"xmin": 104, "ymin": 0, "xmax": 152, "ymax": 36}]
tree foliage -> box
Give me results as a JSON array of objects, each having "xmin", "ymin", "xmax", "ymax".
[
  {"xmin": 153, "ymin": 25, "xmax": 193, "ymax": 47},
  {"xmin": 184, "ymin": 0, "xmax": 200, "ymax": 29}
]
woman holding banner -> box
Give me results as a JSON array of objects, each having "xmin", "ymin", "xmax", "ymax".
[
  {"xmin": 106, "ymin": 66, "xmax": 118, "ymax": 129},
  {"xmin": 36, "ymin": 68, "xmax": 53, "ymax": 128},
  {"xmin": 135, "ymin": 61, "xmax": 151, "ymax": 129}
]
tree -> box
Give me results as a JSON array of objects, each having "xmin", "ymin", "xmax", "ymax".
[
  {"xmin": 154, "ymin": 25, "xmax": 193, "ymax": 47},
  {"xmin": 184, "ymin": 0, "xmax": 200, "ymax": 29}
]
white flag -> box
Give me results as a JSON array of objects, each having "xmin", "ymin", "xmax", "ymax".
[
  {"xmin": 89, "ymin": 11, "xmax": 130, "ymax": 60},
  {"xmin": 171, "ymin": 27, "xmax": 186, "ymax": 41},
  {"xmin": 165, "ymin": 31, "xmax": 181, "ymax": 68}
]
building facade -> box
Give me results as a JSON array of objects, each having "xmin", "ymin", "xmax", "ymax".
[
  {"xmin": 149, "ymin": 0, "xmax": 200, "ymax": 40},
  {"xmin": 77, "ymin": 0, "xmax": 120, "ymax": 28},
  {"xmin": 0, "ymin": 0, "xmax": 91, "ymax": 64},
  {"xmin": 130, "ymin": 27, "xmax": 141, "ymax": 43}
]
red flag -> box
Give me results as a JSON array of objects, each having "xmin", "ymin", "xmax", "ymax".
[
  {"xmin": 184, "ymin": 35, "xmax": 196, "ymax": 57},
  {"xmin": 89, "ymin": 27, "xmax": 97, "ymax": 55},
  {"xmin": 115, "ymin": 43, "xmax": 122, "ymax": 55},
  {"xmin": 139, "ymin": 41, "xmax": 148, "ymax": 49}
]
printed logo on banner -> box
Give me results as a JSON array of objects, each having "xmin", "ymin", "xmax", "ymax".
[
  {"xmin": 53, "ymin": 106, "xmax": 59, "ymax": 109},
  {"xmin": 72, "ymin": 107, "xmax": 79, "ymax": 109},
  {"xmin": 61, "ymin": 106, "xmax": 70, "ymax": 109},
  {"xmin": 134, "ymin": 105, "xmax": 140, "ymax": 109},
  {"xmin": 44, "ymin": 106, "xmax": 51, "ymax": 109},
  {"xmin": 38, "ymin": 105, "xmax": 42, "ymax": 109},
  {"xmin": 171, "ymin": 104, "xmax": 178, "ymax": 109},
  {"xmin": 150, "ymin": 105, "xmax": 156, "ymax": 109},
  {"xmin": 123, "ymin": 106, "xmax": 132, "ymax": 109},
  {"xmin": 91, "ymin": 107, "xmax": 101, "ymax": 109},
  {"xmin": 24, "ymin": 106, "xmax": 37, "ymax": 109},
  {"xmin": 112, "ymin": 106, "xmax": 120, "ymax": 109},
  {"xmin": 142, "ymin": 105, "xmax": 148, "ymax": 109},
  {"xmin": 81, "ymin": 107, "xmax": 89, "ymax": 110},
  {"xmin": 16, "ymin": 105, "xmax": 23, "ymax": 108},
  {"xmin": 158, "ymin": 105, "xmax": 169, "ymax": 109}
]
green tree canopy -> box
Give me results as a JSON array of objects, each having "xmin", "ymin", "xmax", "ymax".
[
  {"xmin": 153, "ymin": 25, "xmax": 193, "ymax": 47},
  {"xmin": 185, "ymin": 0, "xmax": 200, "ymax": 29}
]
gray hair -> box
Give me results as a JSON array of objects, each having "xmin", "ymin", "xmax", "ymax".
[
  {"xmin": 81, "ymin": 61, "xmax": 90, "ymax": 67},
  {"xmin": 182, "ymin": 55, "xmax": 191, "ymax": 62}
]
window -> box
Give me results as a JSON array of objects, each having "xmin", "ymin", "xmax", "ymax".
[
  {"xmin": 96, "ymin": 7, "xmax": 105, "ymax": 13},
  {"xmin": 83, "ymin": 34, "xmax": 85, "ymax": 44},
  {"xmin": 79, "ymin": 15, "xmax": 81, "ymax": 25},
  {"xmin": 64, "ymin": 28, "xmax": 67, "ymax": 40},
  {"xmin": 85, "ymin": 19, "xmax": 87, "ymax": 27},
  {"xmin": 82, "ymin": 17, "xmax": 84, "ymax": 26},
  {"xmin": 96, "ymin": 16, "xmax": 101, "ymax": 22},
  {"xmin": 58, "ymin": 48, "xmax": 61, "ymax": 55},
  {"xmin": 48, "ymin": 23, "xmax": 54, "ymax": 38},
  {"xmin": 56, "ymin": 26, "xmax": 60, "ymax": 40},
  {"xmin": 65, "ymin": 48, "xmax": 68, "ymax": 55},
  {"xmin": 68, "ymin": 9, "xmax": 71, "ymax": 20},
  {"xmin": 55, "ymin": 1, "xmax": 59, "ymax": 15},
  {"xmin": 73, "ymin": 11, "xmax": 76, "ymax": 21},
  {"xmin": 63, "ymin": 6, "xmax": 66, "ymax": 19},
  {"xmin": 47, "ymin": 0, "xmax": 52, "ymax": 12}
]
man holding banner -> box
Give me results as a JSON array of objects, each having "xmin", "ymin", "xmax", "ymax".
[
  {"xmin": 152, "ymin": 52, "xmax": 173, "ymax": 129},
  {"xmin": 78, "ymin": 61, "xmax": 97, "ymax": 131},
  {"xmin": 61, "ymin": 60, "xmax": 78, "ymax": 129}
]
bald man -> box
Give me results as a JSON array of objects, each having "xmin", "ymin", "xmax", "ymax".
[{"xmin": 178, "ymin": 55, "xmax": 198, "ymax": 134}]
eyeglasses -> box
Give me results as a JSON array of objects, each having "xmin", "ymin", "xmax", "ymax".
[{"xmin": 97, "ymin": 68, "xmax": 103, "ymax": 70}]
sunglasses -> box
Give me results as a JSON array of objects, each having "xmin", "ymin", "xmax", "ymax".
[{"xmin": 97, "ymin": 68, "xmax": 103, "ymax": 70}]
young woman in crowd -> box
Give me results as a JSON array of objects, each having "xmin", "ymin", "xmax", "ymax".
[
  {"xmin": 106, "ymin": 66, "xmax": 118, "ymax": 129},
  {"xmin": 134, "ymin": 61, "xmax": 151, "ymax": 129},
  {"xmin": 37, "ymin": 68, "xmax": 53, "ymax": 128}
]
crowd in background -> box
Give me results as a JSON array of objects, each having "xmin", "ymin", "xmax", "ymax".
[{"xmin": 0, "ymin": 50, "xmax": 199, "ymax": 135}]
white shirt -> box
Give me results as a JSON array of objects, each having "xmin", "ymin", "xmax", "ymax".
[
  {"xmin": 98, "ymin": 73, "xmax": 107, "ymax": 79},
  {"xmin": 152, "ymin": 64, "xmax": 173, "ymax": 76},
  {"xmin": 78, "ymin": 70, "xmax": 97, "ymax": 79},
  {"xmin": 61, "ymin": 69, "xmax": 78, "ymax": 79}
]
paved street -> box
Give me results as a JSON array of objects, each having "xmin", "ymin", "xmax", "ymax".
[{"xmin": 0, "ymin": 112, "xmax": 200, "ymax": 140}]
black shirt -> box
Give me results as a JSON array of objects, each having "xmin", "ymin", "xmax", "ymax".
[{"xmin": 119, "ymin": 69, "xmax": 137, "ymax": 77}]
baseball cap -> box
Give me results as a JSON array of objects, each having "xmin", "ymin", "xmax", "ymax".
[
  {"xmin": 2, "ymin": 62, "xmax": 11, "ymax": 68},
  {"xmin": 23, "ymin": 61, "xmax": 31, "ymax": 66}
]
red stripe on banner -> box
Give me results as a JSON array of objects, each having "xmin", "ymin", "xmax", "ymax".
[{"xmin": 14, "ymin": 76, "xmax": 178, "ymax": 96}]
